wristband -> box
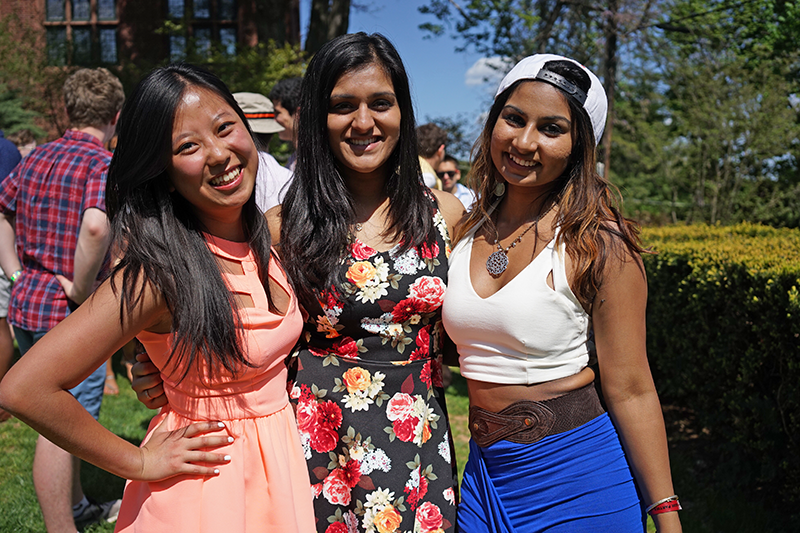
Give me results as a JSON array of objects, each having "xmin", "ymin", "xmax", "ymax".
[
  {"xmin": 9, "ymin": 270, "xmax": 21, "ymax": 284},
  {"xmin": 646, "ymin": 495, "xmax": 681, "ymax": 515}
]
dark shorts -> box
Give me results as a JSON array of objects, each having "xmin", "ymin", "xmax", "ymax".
[{"xmin": 14, "ymin": 327, "xmax": 106, "ymax": 420}]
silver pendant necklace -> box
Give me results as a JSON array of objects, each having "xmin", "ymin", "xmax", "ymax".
[{"xmin": 485, "ymin": 202, "xmax": 555, "ymax": 276}]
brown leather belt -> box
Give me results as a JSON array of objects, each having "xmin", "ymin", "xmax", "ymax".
[{"xmin": 468, "ymin": 383, "xmax": 605, "ymax": 448}]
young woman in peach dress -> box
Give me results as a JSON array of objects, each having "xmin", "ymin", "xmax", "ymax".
[{"xmin": 0, "ymin": 64, "xmax": 314, "ymax": 532}]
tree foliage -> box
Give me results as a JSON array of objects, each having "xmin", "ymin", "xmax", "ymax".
[{"xmin": 420, "ymin": 0, "xmax": 800, "ymax": 228}]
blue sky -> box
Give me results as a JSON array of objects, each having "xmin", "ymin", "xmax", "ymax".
[{"xmin": 301, "ymin": 0, "xmax": 510, "ymax": 154}]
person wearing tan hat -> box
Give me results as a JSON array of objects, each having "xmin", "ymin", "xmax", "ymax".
[{"xmin": 233, "ymin": 92, "xmax": 294, "ymax": 212}]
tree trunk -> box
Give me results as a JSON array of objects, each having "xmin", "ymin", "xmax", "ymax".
[
  {"xmin": 601, "ymin": 0, "xmax": 618, "ymax": 182},
  {"xmin": 327, "ymin": 0, "xmax": 350, "ymax": 41},
  {"xmin": 305, "ymin": 0, "xmax": 350, "ymax": 55}
]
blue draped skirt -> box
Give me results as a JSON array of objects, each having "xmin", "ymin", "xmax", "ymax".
[{"xmin": 457, "ymin": 413, "xmax": 645, "ymax": 533}]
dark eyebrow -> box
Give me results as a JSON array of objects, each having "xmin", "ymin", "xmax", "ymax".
[
  {"xmin": 502, "ymin": 104, "xmax": 571, "ymax": 126},
  {"xmin": 330, "ymin": 91, "xmax": 396, "ymax": 100}
]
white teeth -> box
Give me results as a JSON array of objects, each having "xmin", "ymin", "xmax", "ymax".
[
  {"xmin": 210, "ymin": 167, "xmax": 240, "ymax": 186},
  {"xmin": 349, "ymin": 137, "xmax": 378, "ymax": 146},
  {"xmin": 509, "ymin": 154, "xmax": 536, "ymax": 167}
]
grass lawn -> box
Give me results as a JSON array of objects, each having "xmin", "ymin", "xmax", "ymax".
[{"xmin": 0, "ymin": 356, "xmax": 790, "ymax": 532}]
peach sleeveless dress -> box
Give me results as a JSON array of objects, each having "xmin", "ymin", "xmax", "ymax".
[{"xmin": 115, "ymin": 236, "xmax": 315, "ymax": 532}]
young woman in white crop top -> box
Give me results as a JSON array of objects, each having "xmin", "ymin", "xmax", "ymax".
[{"xmin": 442, "ymin": 55, "xmax": 682, "ymax": 533}]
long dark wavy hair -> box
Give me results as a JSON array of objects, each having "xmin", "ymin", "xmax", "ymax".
[
  {"xmin": 106, "ymin": 63, "xmax": 275, "ymax": 380},
  {"xmin": 280, "ymin": 32, "xmax": 437, "ymax": 311},
  {"xmin": 457, "ymin": 59, "xmax": 645, "ymax": 308}
]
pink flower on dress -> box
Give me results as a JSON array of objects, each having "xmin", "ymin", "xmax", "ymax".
[
  {"xmin": 323, "ymin": 469, "xmax": 352, "ymax": 506},
  {"xmin": 408, "ymin": 277, "xmax": 446, "ymax": 312},
  {"xmin": 386, "ymin": 393, "xmax": 415, "ymax": 421},
  {"xmin": 350, "ymin": 240, "xmax": 377, "ymax": 260},
  {"xmin": 415, "ymin": 502, "xmax": 444, "ymax": 532},
  {"xmin": 296, "ymin": 397, "xmax": 318, "ymax": 432}
]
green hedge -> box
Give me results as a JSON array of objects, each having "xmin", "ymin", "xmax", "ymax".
[{"xmin": 642, "ymin": 223, "xmax": 800, "ymax": 505}]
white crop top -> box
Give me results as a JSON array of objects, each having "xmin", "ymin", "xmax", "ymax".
[{"xmin": 441, "ymin": 224, "xmax": 590, "ymax": 385}]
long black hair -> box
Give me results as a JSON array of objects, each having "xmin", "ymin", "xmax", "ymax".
[
  {"xmin": 106, "ymin": 63, "xmax": 275, "ymax": 380},
  {"xmin": 280, "ymin": 32, "xmax": 437, "ymax": 311}
]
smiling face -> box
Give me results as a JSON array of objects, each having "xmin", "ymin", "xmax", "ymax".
[
  {"xmin": 490, "ymin": 81, "xmax": 574, "ymax": 195},
  {"xmin": 326, "ymin": 62, "xmax": 402, "ymax": 183},
  {"xmin": 167, "ymin": 86, "xmax": 257, "ymax": 232}
]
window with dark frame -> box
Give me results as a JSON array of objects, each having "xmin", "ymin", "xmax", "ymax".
[
  {"xmin": 168, "ymin": 0, "xmax": 238, "ymax": 61},
  {"xmin": 44, "ymin": 0, "xmax": 118, "ymax": 66}
]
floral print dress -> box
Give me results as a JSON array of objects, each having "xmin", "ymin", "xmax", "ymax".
[{"xmin": 289, "ymin": 206, "xmax": 458, "ymax": 533}]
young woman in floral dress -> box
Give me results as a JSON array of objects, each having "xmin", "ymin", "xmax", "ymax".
[
  {"xmin": 276, "ymin": 33, "xmax": 464, "ymax": 533},
  {"xmin": 133, "ymin": 33, "xmax": 465, "ymax": 533}
]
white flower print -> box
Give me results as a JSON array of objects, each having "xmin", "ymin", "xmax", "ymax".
[
  {"xmin": 438, "ymin": 435, "xmax": 451, "ymax": 464},
  {"xmin": 391, "ymin": 246, "xmax": 422, "ymax": 275},
  {"xmin": 356, "ymin": 282, "xmax": 389, "ymax": 304}
]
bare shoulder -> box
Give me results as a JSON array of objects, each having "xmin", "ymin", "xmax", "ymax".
[
  {"xmin": 265, "ymin": 205, "xmax": 282, "ymax": 246},
  {"xmin": 430, "ymin": 189, "xmax": 467, "ymax": 235}
]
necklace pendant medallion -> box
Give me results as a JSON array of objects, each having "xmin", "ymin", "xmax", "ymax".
[{"xmin": 486, "ymin": 250, "xmax": 509, "ymax": 276}]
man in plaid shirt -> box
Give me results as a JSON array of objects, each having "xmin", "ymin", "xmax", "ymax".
[{"xmin": 0, "ymin": 68, "xmax": 124, "ymax": 532}]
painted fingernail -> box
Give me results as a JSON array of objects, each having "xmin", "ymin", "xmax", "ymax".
[
  {"xmin": 217, "ymin": 422, "xmax": 225, "ymax": 428},
  {"xmin": 227, "ymin": 436, "xmax": 234, "ymax": 443},
  {"xmin": 214, "ymin": 469, "xmax": 220, "ymax": 474},
  {"xmin": 224, "ymin": 455, "xmax": 231, "ymax": 461}
]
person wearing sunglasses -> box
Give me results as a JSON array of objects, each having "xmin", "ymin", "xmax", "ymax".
[{"xmin": 437, "ymin": 154, "xmax": 476, "ymax": 210}]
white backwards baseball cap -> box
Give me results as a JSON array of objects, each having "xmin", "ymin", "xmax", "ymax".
[{"xmin": 495, "ymin": 54, "xmax": 608, "ymax": 146}]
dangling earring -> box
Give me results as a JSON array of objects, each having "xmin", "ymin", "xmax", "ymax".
[{"xmin": 493, "ymin": 181, "xmax": 506, "ymax": 197}]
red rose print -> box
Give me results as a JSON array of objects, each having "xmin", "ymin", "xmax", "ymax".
[
  {"xmin": 308, "ymin": 346, "xmax": 329, "ymax": 358},
  {"xmin": 415, "ymin": 501, "xmax": 444, "ymax": 532},
  {"xmin": 415, "ymin": 326, "xmax": 430, "ymax": 351},
  {"xmin": 350, "ymin": 240, "xmax": 377, "ymax": 260},
  {"xmin": 310, "ymin": 426, "xmax": 339, "ymax": 453},
  {"xmin": 393, "ymin": 415, "xmax": 419, "ymax": 443},
  {"xmin": 420, "ymin": 361, "xmax": 432, "ymax": 389},
  {"xmin": 409, "ymin": 348, "xmax": 426, "ymax": 361},
  {"xmin": 408, "ymin": 277, "xmax": 446, "ymax": 312},
  {"xmin": 386, "ymin": 393, "xmax": 415, "ymax": 421},
  {"xmin": 325, "ymin": 523, "xmax": 348, "ymax": 533},
  {"xmin": 316, "ymin": 400, "xmax": 343, "ymax": 431},
  {"xmin": 296, "ymin": 398, "xmax": 318, "ymax": 432},
  {"xmin": 418, "ymin": 241, "xmax": 439, "ymax": 259},
  {"xmin": 311, "ymin": 483, "xmax": 323, "ymax": 499},
  {"xmin": 323, "ymin": 469, "xmax": 352, "ymax": 506},
  {"xmin": 405, "ymin": 474, "xmax": 429, "ymax": 510},
  {"xmin": 391, "ymin": 298, "xmax": 427, "ymax": 323},
  {"xmin": 332, "ymin": 337, "xmax": 359, "ymax": 358}
]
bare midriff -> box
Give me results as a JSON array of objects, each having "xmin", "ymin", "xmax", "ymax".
[{"xmin": 467, "ymin": 366, "xmax": 596, "ymax": 412}]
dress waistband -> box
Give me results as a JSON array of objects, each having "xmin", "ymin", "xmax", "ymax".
[{"xmin": 468, "ymin": 382, "xmax": 605, "ymax": 448}]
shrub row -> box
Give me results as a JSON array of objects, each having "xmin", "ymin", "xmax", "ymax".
[{"xmin": 641, "ymin": 223, "xmax": 800, "ymax": 505}]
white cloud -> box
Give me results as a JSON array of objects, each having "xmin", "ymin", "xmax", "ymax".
[{"xmin": 465, "ymin": 56, "xmax": 514, "ymax": 88}]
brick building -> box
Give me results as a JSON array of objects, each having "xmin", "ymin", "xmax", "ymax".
[{"xmin": 0, "ymin": 0, "xmax": 299, "ymax": 68}]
